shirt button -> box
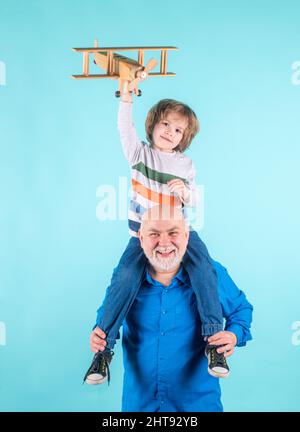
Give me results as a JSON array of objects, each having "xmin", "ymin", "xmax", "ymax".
[
  {"xmin": 162, "ymin": 310, "xmax": 167, "ymax": 314},
  {"xmin": 161, "ymin": 332, "xmax": 165, "ymax": 336},
  {"xmin": 161, "ymin": 400, "xmax": 164, "ymax": 404}
]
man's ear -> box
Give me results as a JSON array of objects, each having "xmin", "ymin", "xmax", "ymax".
[
  {"xmin": 138, "ymin": 229, "xmax": 143, "ymax": 244},
  {"xmin": 185, "ymin": 228, "xmax": 190, "ymax": 243}
]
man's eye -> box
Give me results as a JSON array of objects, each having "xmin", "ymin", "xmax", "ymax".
[
  {"xmin": 170, "ymin": 232, "xmax": 178, "ymax": 236},
  {"xmin": 150, "ymin": 233, "xmax": 159, "ymax": 237}
]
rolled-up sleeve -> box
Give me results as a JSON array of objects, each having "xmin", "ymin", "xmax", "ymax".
[{"xmin": 214, "ymin": 261, "xmax": 253, "ymax": 347}]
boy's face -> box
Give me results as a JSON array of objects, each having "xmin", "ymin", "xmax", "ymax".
[{"xmin": 152, "ymin": 111, "xmax": 188, "ymax": 152}]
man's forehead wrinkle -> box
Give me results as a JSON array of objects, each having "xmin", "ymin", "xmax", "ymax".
[
  {"xmin": 147, "ymin": 225, "xmax": 181, "ymax": 233},
  {"xmin": 146, "ymin": 227, "xmax": 160, "ymax": 233}
]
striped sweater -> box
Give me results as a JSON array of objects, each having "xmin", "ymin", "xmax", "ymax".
[{"xmin": 118, "ymin": 101, "xmax": 197, "ymax": 237}]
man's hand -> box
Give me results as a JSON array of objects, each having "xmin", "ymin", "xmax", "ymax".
[
  {"xmin": 167, "ymin": 179, "xmax": 190, "ymax": 202},
  {"xmin": 207, "ymin": 331, "xmax": 237, "ymax": 358},
  {"xmin": 90, "ymin": 327, "xmax": 107, "ymax": 353}
]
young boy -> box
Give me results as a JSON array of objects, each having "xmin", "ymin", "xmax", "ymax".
[{"xmin": 83, "ymin": 84, "xmax": 229, "ymax": 384}]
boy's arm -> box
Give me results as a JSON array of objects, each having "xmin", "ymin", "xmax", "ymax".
[
  {"xmin": 167, "ymin": 161, "xmax": 198, "ymax": 207},
  {"xmin": 179, "ymin": 161, "xmax": 198, "ymax": 207},
  {"xmin": 118, "ymin": 84, "xmax": 143, "ymax": 166},
  {"xmin": 183, "ymin": 161, "xmax": 198, "ymax": 207}
]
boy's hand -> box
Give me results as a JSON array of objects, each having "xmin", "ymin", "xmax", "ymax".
[
  {"xmin": 207, "ymin": 331, "xmax": 237, "ymax": 358},
  {"xmin": 90, "ymin": 327, "xmax": 107, "ymax": 353},
  {"xmin": 167, "ymin": 179, "xmax": 190, "ymax": 202},
  {"xmin": 120, "ymin": 80, "xmax": 133, "ymax": 103}
]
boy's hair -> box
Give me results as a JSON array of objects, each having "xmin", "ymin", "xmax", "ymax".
[{"xmin": 145, "ymin": 99, "xmax": 200, "ymax": 152}]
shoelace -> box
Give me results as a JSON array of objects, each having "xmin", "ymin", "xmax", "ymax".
[
  {"xmin": 97, "ymin": 350, "xmax": 114, "ymax": 385},
  {"xmin": 211, "ymin": 347, "xmax": 227, "ymax": 367}
]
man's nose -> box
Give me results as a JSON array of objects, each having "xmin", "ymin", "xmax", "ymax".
[{"xmin": 158, "ymin": 234, "xmax": 171, "ymax": 247}]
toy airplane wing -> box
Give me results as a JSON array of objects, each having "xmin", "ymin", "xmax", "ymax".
[{"xmin": 71, "ymin": 41, "xmax": 178, "ymax": 79}]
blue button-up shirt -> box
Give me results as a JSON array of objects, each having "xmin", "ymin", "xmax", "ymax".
[{"xmin": 121, "ymin": 260, "xmax": 253, "ymax": 412}]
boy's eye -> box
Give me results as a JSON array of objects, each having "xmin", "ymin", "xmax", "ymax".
[{"xmin": 176, "ymin": 129, "xmax": 182, "ymax": 134}]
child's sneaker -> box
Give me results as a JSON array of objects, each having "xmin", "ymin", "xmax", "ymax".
[
  {"xmin": 83, "ymin": 349, "xmax": 114, "ymax": 385},
  {"xmin": 205, "ymin": 344, "xmax": 230, "ymax": 378}
]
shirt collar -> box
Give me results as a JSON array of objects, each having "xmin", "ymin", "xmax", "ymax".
[{"xmin": 144, "ymin": 265, "xmax": 189, "ymax": 286}]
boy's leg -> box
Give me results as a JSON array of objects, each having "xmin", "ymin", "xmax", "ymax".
[
  {"xmin": 95, "ymin": 236, "xmax": 147, "ymax": 350},
  {"xmin": 182, "ymin": 231, "xmax": 223, "ymax": 337},
  {"xmin": 182, "ymin": 231, "xmax": 229, "ymax": 378}
]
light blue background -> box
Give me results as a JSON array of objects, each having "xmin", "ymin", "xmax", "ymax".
[{"xmin": 1, "ymin": 0, "xmax": 300, "ymax": 412}]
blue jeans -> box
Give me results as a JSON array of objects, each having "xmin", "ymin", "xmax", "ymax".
[{"xmin": 95, "ymin": 231, "xmax": 223, "ymax": 349}]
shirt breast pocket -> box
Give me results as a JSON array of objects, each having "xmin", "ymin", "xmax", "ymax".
[{"xmin": 174, "ymin": 301, "xmax": 199, "ymax": 330}]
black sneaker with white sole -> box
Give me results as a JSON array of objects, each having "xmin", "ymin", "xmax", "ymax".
[
  {"xmin": 205, "ymin": 344, "xmax": 230, "ymax": 378},
  {"xmin": 83, "ymin": 349, "xmax": 114, "ymax": 385}
]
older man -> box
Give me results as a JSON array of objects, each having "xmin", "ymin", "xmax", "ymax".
[{"xmin": 88, "ymin": 206, "xmax": 253, "ymax": 412}]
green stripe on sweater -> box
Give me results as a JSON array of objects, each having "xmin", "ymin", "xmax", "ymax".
[{"xmin": 132, "ymin": 161, "xmax": 187, "ymax": 185}]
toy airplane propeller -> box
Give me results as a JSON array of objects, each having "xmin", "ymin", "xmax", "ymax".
[{"xmin": 72, "ymin": 39, "xmax": 178, "ymax": 97}]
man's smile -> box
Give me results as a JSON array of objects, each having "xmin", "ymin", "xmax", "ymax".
[
  {"xmin": 156, "ymin": 250, "xmax": 176, "ymax": 258},
  {"xmin": 154, "ymin": 246, "xmax": 177, "ymax": 260}
]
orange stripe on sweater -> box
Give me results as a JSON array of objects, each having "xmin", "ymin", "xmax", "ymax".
[{"xmin": 132, "ymin": 179, "xmax": 176, "ymax": 207}]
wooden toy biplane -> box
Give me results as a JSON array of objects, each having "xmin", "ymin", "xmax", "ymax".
[{"xmin": 72, "ymin": 40, "xmax": 178, "ymax": 97}]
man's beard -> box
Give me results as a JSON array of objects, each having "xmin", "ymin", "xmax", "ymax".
[{"xmin": 147, "ymin": 245, "xmax": 181, "ymax": 271}]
